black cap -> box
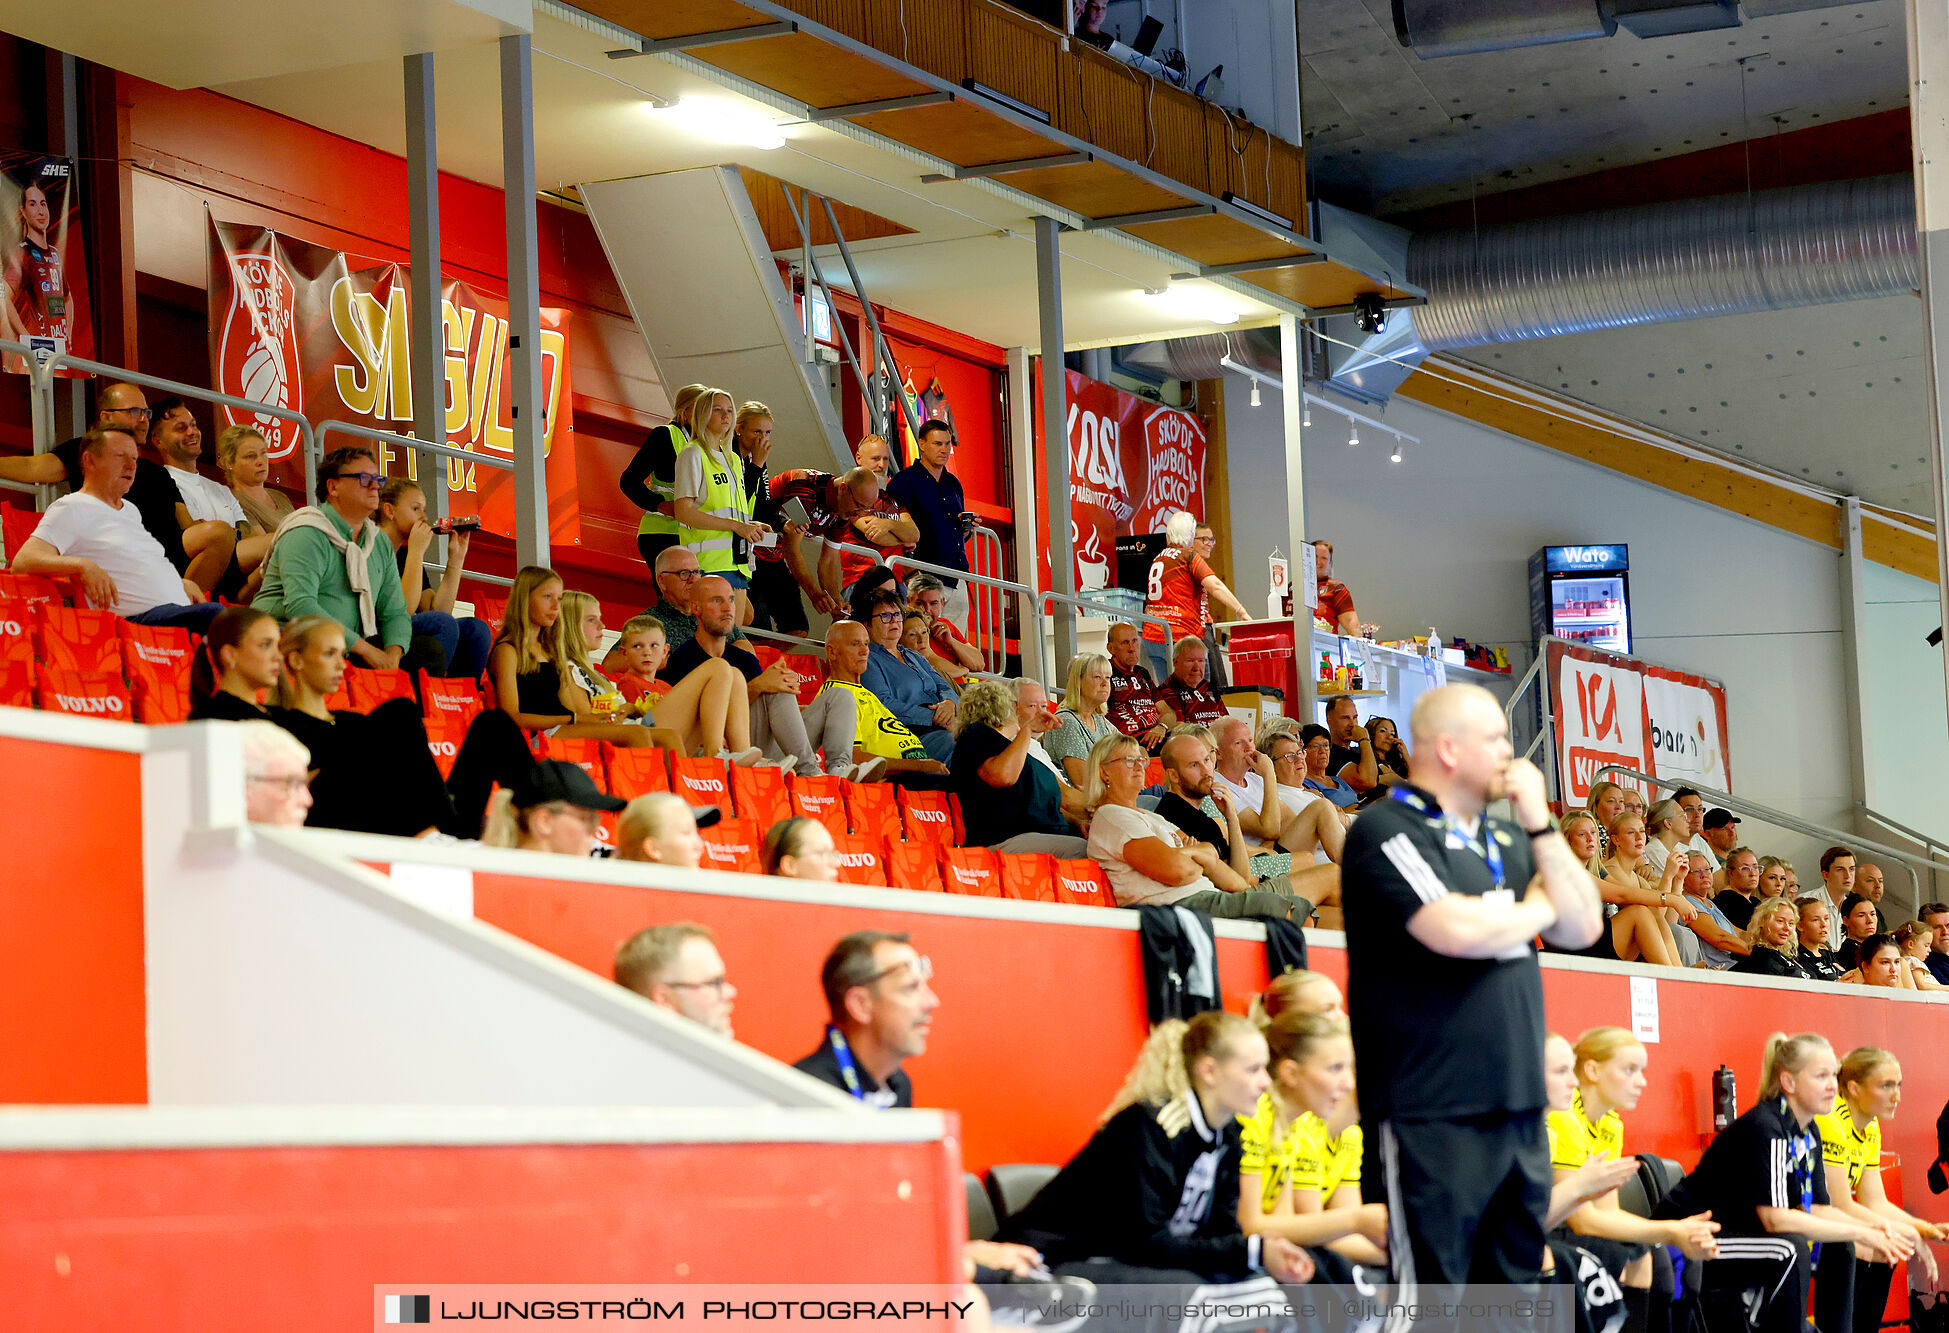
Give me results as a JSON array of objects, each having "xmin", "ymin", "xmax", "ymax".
[
  {"xmin": 690, "ymin": 803, "xmax": 725, "ymax": 829},
  {"xmin": 513, "ymin": 759, "xmax": 627, "ymax": 813},
  {"xmin": 1703, "ymin": 808, "xmax": 1740, "ymax": 830}
]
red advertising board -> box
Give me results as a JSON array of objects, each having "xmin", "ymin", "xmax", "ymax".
[
  {"xmin": 206, "ymin": 221, "xmax": 579, "ymax": 545},
  {"xmin": 1033, "ymin": 367, "xmax": 1206, "ymax": 590},
  {"xmin": 1548, "ymin": 638, "xmax": 1731, "ymax": 802}
]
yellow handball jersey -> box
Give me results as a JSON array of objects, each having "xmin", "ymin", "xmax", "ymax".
[
  {"xmin": 1239, "ymin": 1093, "xmax": 1301, "ymax": 1213},
  {"xmin": 819, "ymin": 680, "xmax": 926, "ymax": 761},
  {"xmin": 1548, "ymin": 1088, "xmax": 1624, "ymax": 1170},
  {"xmin": 1815, "ymin": 1094, "xmax": 1881, "ymax": 1193},
  {"xmin": 1291, "ymin": 1113, "xmax": 1363, "ymax": 1202}
]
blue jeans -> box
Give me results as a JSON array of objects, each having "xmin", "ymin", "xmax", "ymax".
[
  {"xmin": 130, "ymin": 602, "xmax": 225, "ymax": 633},
  {"xmin": 412, "ymin": 611, "xmax": 492, "ymax": 679}
]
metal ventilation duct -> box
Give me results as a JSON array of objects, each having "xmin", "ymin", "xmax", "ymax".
[
  {"xmin": 1392, "ymin": 0, "xmax": 1614, "ymax": 59},
  {"xmin": 1407, "ymin": 175, "xmax": 1918, "ymax": 351}
]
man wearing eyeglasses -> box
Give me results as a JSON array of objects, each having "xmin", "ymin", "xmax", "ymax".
[
  {"xmin": 240, "ymin": 719, "xmax": 314, "ymax": 827},
  {"xmin": 252, "ymin": 445, "xmax": 415, "ymax": 672},
  {"xmin": 640, "ymin": 545, "xmax": 746, "ymax": 658},
  {"xmin": 613, "ymin": 923, "xmax": 737, "ymax": 1039},
  {"xmin": 795, "ymin": 930, "xmax": 937, "ymax": 1109}
]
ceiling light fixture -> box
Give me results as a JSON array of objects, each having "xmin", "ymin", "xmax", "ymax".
[
  {"xmin": 1390, "ymin": 435, "xmax": 1403, "ymax": 464},
  {"xmin": 961, "ymin": 79, "xmax": 1051, "ymax": 125},
  {"xmin": 1149, "ymin": 286, "xmax": 1241, "ymax": 327},
  {"xmin": 653, "ymin": 97, "xmax": 787, "ymax": 150},
  {"xmin": 1303, "ymin": 403, "xmax": 1311, "ymax": 428},
  {"xmin": 1348, "ymin": 424, "xmax": 1359, "ymax": 447},
  {"xmin": 1249, "ymin": 383, "xmax": 1261, "ymax": 408}
]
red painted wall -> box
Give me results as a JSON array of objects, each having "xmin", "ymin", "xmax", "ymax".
[{"xmin": 0, "ymin": 731, "xmax": 146, "ymax": 1104}]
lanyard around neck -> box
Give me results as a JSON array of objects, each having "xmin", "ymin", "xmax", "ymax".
[{"xmin": 1389, "ymin": 786, "xmax": 1505, "ymax": 891}]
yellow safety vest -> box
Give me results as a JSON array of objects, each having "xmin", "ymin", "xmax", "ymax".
[
  {"xmin": 680, "ymin": 443, "xmax": 756, "ymax": 574},
  {"xmin": 636, "ymin": 423, "xmax": 687, "ymax": 538}
]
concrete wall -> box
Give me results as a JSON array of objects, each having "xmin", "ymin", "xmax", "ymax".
[{"xmin": 1861, "ymin": 561, "xmax": 1949, "ymax": 843}]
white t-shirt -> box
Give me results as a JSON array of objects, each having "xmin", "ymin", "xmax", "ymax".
[
  {"xmin": 1026, "ymin": 737, "xmax": 1065, "ymax": 783},
  {"xmin": 1276, "ymin": 781, "xmax": 1333, "ymax": 864},
  {"xmin": 1213, "ymin": 767, "xmax": 1270, "ymax": 848},
  {"xmin": 166, "ymin": 465, "xmax": 247, "ymax": 526},
  {"xmin": 1643, "ymin": 836, "xmax": 1717, "ymax": 878},
  {"xmin": 31, "ymin": 491, "xmax": 187, "ymax": 615},
  {"xmin": 1686, "ymin": 834, "xmax": 1720, "ymax": 873},
  {"xmin": 1086, "ymin": 803, "xmax": 1214, "ymax": 907}
]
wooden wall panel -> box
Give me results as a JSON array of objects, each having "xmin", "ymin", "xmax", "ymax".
[
  {"xmin": 965, "ymin": 1, "xmax": 1063, "ymax": 124},
  {"xmin": 735, "ymin": 166, "xmax": 915, "ymax": 252}
]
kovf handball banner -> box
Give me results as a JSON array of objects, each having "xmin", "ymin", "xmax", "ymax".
[
  {"xmin": 206, "ymin": 219, "xmax": 578, "ymax": 544},
  {"xmin": 0, "ymin": 152, "xmax": 93, "ymax": 376},
  {"xmin": 1034, "ymin": 368, "xmax": 1207, "ymax": 592},
  {"xmin": 1548, "ymin": 638, "xmax": 1731, "ymax": 803}
]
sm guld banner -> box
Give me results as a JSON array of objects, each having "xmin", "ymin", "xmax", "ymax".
[
  {"xmin": 1034, "ymin": 368, "xmax": 1206, "ymax": 592},
  {"xmin": 206, "ymin": 219, "xmax": 577, "ymax": 544}
]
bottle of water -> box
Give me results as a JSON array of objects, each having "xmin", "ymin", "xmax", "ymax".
[{"xmin": 1427, "ymin": 627, "xmax": 1441, "ymax": 659}]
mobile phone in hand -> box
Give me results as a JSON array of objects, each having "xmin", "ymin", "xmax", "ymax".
[{"xmin": 781, "ymin": 496, "xmax": 813, "ymax": 530}]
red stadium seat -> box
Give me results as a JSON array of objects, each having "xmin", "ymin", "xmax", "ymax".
[
  {"xmin": 419, "ymin": 671, "xmax": 484, "ymax": 725},
  {"xmin": 699, "ymin": 817, "xmax": 763, "ymax": 875},
  {"xmin": 0, "ymin": 503, "xmax": 37, "ymax": 561},
  {"xmin": 946, "ymin": 792, "xmax": 968, "ymax": 844},
  {"xmin": 1052, "ymin": 859, "xmax": 1116, "ymax": 908},
  {"xmin": 324, "ymin": 677, "xmax": 353, "ymax": 711},
  {"xmin": 0, "ymin": 572, "xmax": 66, "ymax": 609},
  {"xmin": 345, "ymin": 666, "xmax": 415, "ymax": 712},
  {"xmin": 830, "ymin": 831, "xmax": 889, "ymax": 886},
  {"xmin": 939, "ymin": 846, "xmax": 1002, "ymax": 897},
  {"xmin": 424, "ymin": 716, "xmax": 467, "ymax": 779},
  {"xmin": 1145, "ymin": 758, "xmax": 1165, "ymax": 788},
  {"xmin": 0, "ymin": 659, "xmax": 32, "ymax": 708},
  {"xmin": 606, "ymin": 748, "xmax": 671, "ymax": 801},
  {"xmin": 128, "ymin": 661, "xmax": 191, "ymax": 725},
  {"xmin": 750, "ymin": 644, "xmax": 783, "ymax": 671},
  {"xmin": 540, "ymin": 736, "xmax": 607, "ymax": 790},
  {"xmin": 882, "ymin": 840, "xmax": 945, "ymax": 893},
  {"xmin": 670, "ymin": 754, "xmax": 732, "ymax": 809},
  {"xmin": 790, "ymin": 774, "xmax": 848, "ymax": 833},
  {"xmin": 843, "ymin": 780, "xmax": 898, "ymax": 837},
  {"xmin": 729, "ymin": 764, "xmax": 792, "ymax": 830},
  {"xmin": 36, "ymin": 667, "xmax": 133, "ymax": 722},
  {"xmin": 0, "ymin": 599, "xmax": 37, "ymax": 664},
  {"xmin": 121, "ymin": 623, "xmax": 196, "ymax": 683},
  {"xmin": 999, "ymin": 852, "xmax": 1057, "ymax": 903},
  {"xmin": 783, "ymin": 654, "xmax": 824, "ymax": 707},
  {"xmin": 39, "ymin": 606, "xmax": 122, "ymax": 675},
  {"xmin": 899, "ymin": 789, "xmax": 955, "ymax": 845}
]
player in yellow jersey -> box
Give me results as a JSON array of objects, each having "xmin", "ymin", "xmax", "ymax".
[
  {"xmin": 1813, "ymin": 1047, "xmax": 1945, "ymax": 1333},
  {"xmin": 1550, "ymin": 1027, "xmax": 1719, "ymax": 1333}
]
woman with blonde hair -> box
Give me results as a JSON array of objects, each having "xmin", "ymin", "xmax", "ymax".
[
  {"xmin": 673, "ymin": 387, "xmax": 770, "ymax": 625},
  {"xmin": 1591, "ymin": 812, "xmax": 1688, "ymax": 967},
  {"xmin": 1733, "ymin": 897, "xmax": 1807, "ymax": 978},
  {"xmin": 949, "ymin": 677, "xmax": 1087, "ymax": 854},
  {"xmin": 1002, "ymin": 1011, "xmax": 1314, "ymax": 1284},
  {"xmin": 216, "ymin": 423, "xmax": 291, "ymax": 601},
  {"xmin": 1586, "ymin": 781, "xmax": 1629, "ymax": 856},
  {"xmin": 1757, "ymin": 856, "xmax": 1793, "ymax": 901},
  {"xmin": 1043, "ymin": 651, "xmax": 1117, "ymax": 786},
  {"xmin": 615, "ymin": 792, "xmax": 708, "ymax": 868},
  {"xmin": 622, "ymin": 381, "xmax": 709, "ymax": 575},
  {"xmin": 482, "ymin": 759, "xmax": 625, "ymax": 858},
  {"xmin": 1559, "ymin": 810, "xmax": 1605, "ymax": 877}
]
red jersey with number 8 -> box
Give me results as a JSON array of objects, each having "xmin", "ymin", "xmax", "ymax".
[{"xmin": 1142, "ymin": 547, "xmax": 1214, "ymax": 644}]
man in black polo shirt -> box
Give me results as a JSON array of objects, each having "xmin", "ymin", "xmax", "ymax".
[
  {"xmin": 794, "ymin": 930, "xmax": 936, "ymax": 1108},
  {"xmin": 1343, "ymin": 683, "xmax": 1603, "ymax": 1300},
  {"xmin": 885, "ymin": 418, "xmax": 971, "ymax": 628}
]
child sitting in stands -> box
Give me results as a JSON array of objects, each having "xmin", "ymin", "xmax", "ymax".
[{"xmin": 607, "ymin": 615, "xmax": 670, "ymax": 711}]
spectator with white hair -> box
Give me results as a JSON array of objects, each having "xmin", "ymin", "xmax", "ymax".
[
  {"xmin": 1156, "ymin": 636, "xmax": 1228, "ymax": 729},
  {"xmin": 950, "ymin": 679, "xmax": 1089, "ymax": 855},
  {"xmin": 238, "ymin": 720, "xmax": 313, "ymax": 827},
  {"xmin": 1143, "ymin": 510, "xmax": 1247, "ymax": 687},
  {"xmin": 907, "ymin": 572, "xmax": 984, "ymax": 675},
  {"xmin": 613, "ymin": 922, "xmax": 736, "ymax": 1038},
  {"xmin": 1013, "ymin": 677, "xmax": 1090, "ymax": 823}
]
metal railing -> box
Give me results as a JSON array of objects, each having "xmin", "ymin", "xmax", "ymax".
[
  {"xmin": 741, "ymin": 623, "xmax": 825, "ymax": 656},
  {"xmin": 1855, "ymin": 803, "xmax": 1949, "ymax": 871},
  {"xmin": 1596, "ymin": 765, "xmax": 1933, "ymax": 921},
  {"xmin": 1040, "ymin": 588, "xmax": 1176, "ymax": 645},
  {"xmin": 1503, "ymin": 640, "xmax": 1558, "ymax": 799},
  {"xmin": 316, "ymin": 419, "xmax": 514, "ymax": 477}
]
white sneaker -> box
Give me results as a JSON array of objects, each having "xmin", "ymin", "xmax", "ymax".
[
  {"xmin": 844, "ymin": 756, "xmax": 888, "ymax": 783},
  {"xmin": 719, "ymin": 747, "xmax": 765, "ymax": 768}
]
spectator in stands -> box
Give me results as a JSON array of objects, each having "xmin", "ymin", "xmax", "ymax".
[
  {"xmin": 492, "ymin": 565, "xmax": 750, "ymax": 759},
  {"xmin": 0, "ymin": 382, "xmax": 237, "ymax": 597},
  {"xmin": 1365, "ymin": 715, "xmax": 1410, "ymax": 787},
  {"xmin": 1013, "ymin": 677, "xmax": 1089, "ymax": 822},
  {"xmin": 762, "ymin": 815, "xmax": 842, "ymax": 881},
  {"xmin": 898, "ymin": 611, "xmax": 942, "ymax": 676},
  {"xmin": 844, "ymin": 564, "xmax": 906, "ymax": 629},
  {"xmin": 216, "ymin": 424, "xmax": 294, "ymax": 547},
  {"xmin": 1298, "ymin": 725, "xmax": 1360, "ymax": 811},
  {"xmin": 838, "ymin": 433, "xmax": 918, "ymax": 601},
  {"xmin": 1843, "ymin": 935, "xmax": 1915, "ymax": 990},
  {"xmin": 1143, "ymin": 511, "xmax": 1247, "ymax": 688},
  {"xmin": 672, "ymin": 387, "xmax": 770, "ymax": 626},
  {"xmin": 1896, "ymin": 921, "xmax": 1944, "ymax": 993},
  {"xmin": 1714, "ymin": 847, "xmax": 1762, "ymax": 931},
  {"xmin": 481, "ymin": 759, "xmax": 624, "ymax": 858},
  {"xmin": 1559, "ymin": 810, "xmax": 1605, "ymax": 876},
  {"xmin": 667, "ymin": 574, "xmax": 865, "ymax": 777},
  {"xmin": 1596, "ymin": 813, "xmax": 1687, "ymax": 968},
  {"xmin": 1553, "ymin": 811, "xmax": 1669, "ymax": 966},
  {"xmin": 860, "ymin": 585, "xmax": 957, "ymax": 763},
  {"xmin": 794, "ymin": 930, "xmax": 935, "ymax": 1107},
  {"xmin": 1105, "ymin": 621, "xmax": 1168, "ymax": 752},
  {"xmin": 1670, "ymin": 788, "xmax": 1720, "ymax": 872},
  {"xmin": 1310, "ymin": 539, "xmax": 1360, "ymax": 636},
  {"xmin": 1836, "ymin": 893, "xmax": 1882, "ymax": 972},
  {"xmin": 1041, "ymin": 652, "xmax": 1117, "ymax": 786},
  {"xmin": 1785, "ymin": 862, "xmax": 1804, "ymax": 896},
  {"xmin": 1809, "ymin": 847, "xmax": 1861, "ymax": 951},
  {"xmin": 1639, "ymin": 799, "xmax": 1692, "ymax": 879},
  {"xmin": 613, "ymin": 922, "xmax": 735, "ymax": 1037},
  {"xmin": 949, "ymin": 678, "xmax": 1087, "ymax": 855},
  {"xmin": 734, "ymin": 401, "xmax": 806, "ymax": 637},
  {"xmin": 558, "ymin": 590, "xmax": 686, "ymax": 754},
  {"xmin": 604, "ymin": 616, "xmax": 668, "ymax": 709},
  {"xmin": 239, "ymin": 719, "xmax": 313, "ymax": 827},
  {"xmin": 1675, "ymin": 847, "xmax": 1750, "ymax": 969},
  {"xmin": 770, "ymin": 465, "xmax": 886, "ymax": 618},
  {"xmin": 1702, "ymin": 808, "xmax": 1741, "ymax": 862},
  {"xmin": 374, "ymin": 479, "xmax": 491, "ymax": 680},
  {"xmin": 150, "ymin": 397, "xmax": 265, "ymax": 600},
  {"xmin": 1732, "ymin": 898, "xmax": 1805, "ymax": 978},
  {"xmin": 1857, "ymin": 862, "xmax": 1891, "ymax": 932},
  {"xmin": 189, "ymin": 605, "xmax": 282, "ymax": 721},
  {"xmin": 1655, "ymin": 1033, "xmax": 1904, "ymax": 1333},
  {"xmin": 885, "ymin": 419, "xmax": 972, "ymax": 629},
  {"xmin": 818, "ymin": 620, "xmax": 945, "ymax": 782},
  {"xmin": 10, "ymin": 428, "xmax": 224, "ymax": 631},
  {"xmin": 1586, "ymin": 781, "xmax": 1629, "ymax": 859},
  {"xmin": 1259, "ymin": 725, "xmax": 1345, "ymax": 838},
  {"xmin": 1921, "ymin": 903, "xmax": 1949, "ymax": 985},
  {"xmin": 1758, "ymin": 855, "xmax": 1793, "ymax": 902},
  {"xmin": 253, "ymin": 445, "xmax": 429, "ymax": 674},
  {"xmin": 640, "ymin": 545, "xmax": 742, "ymax": 657},
  {"xmin": 1157, "ymin": 636, "xmax": 1226, "ymax": 729},
  {"xmin": 1797, "ymin": 899, "xmax": 1847, "ymax": 981},
  {"xmin": 1156, "ymin": 731, "xmax": 1340, "ymax": 926},
  {"xmin": 620, "ymin": 381, "xmax": 707, "ymax": 578},
  {"xmin": 1324, "ymin": 695, "xmax": 1379, "ymax": 794},
  {"xmin": 1085, "ymin": 732, "xmax": 1301, "ymax": 919},
  {"xmin": 1212, "ymin": 716, "xmax": 1346, "ymax": 874},
  {"xmin": 906, "ymin": 573, "xmax": 983, "ymax": 675},
  {"xmin": 614, "ymin": 793, "xmax": 711, "ymax": 869},
  {"xmin": 1000, "ymin": 1010, "xmax": 1314, "ymax": 1284}
]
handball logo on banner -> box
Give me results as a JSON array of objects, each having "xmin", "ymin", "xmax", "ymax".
[
  {"xmin": 1138, "ymin": 407, "xmax": 1200, "ymax": 523},
  {"xmin": 215, "ymin": 250, "xmax": 304, "ymax": 459}
]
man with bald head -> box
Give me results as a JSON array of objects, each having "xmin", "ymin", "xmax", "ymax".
[
  {"xmin": 1342, "ymin": 683, "xmax": 1603, "ymax": 1296},
  {"xmin": 836, "ymin": 434, "xmax": 919, "ymax": 598},
  {"xmin": 770, "ymin": 464, "xmax": 888, "ymax": 618},
  {"xmin": 817, "ymin": 617, "xmax": 943, "ymax": 782}
]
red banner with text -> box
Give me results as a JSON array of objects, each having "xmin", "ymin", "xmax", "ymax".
[
  {"xmin": 1549, "ymin": 638, "xmax": 1731, "ymax": 804},
  {"xmin": 205, "ymin": 220, "xmax": 578, "ymax": 544},
  {"xmin": 1033, "ymin": 368, "xmax": 1206, "ymax": 591}
]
